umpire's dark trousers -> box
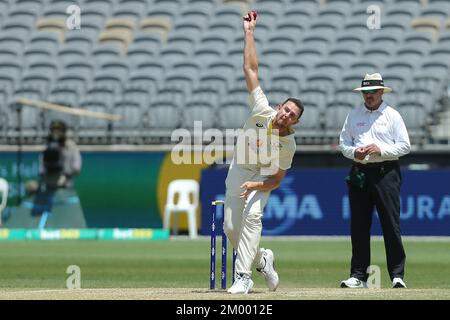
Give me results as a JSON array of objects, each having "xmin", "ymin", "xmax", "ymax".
[{"xmin": 348, "ymin": 160, "xmax": 406, "ymax": 281}]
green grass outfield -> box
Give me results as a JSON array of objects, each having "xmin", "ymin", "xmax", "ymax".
[{"xmin": 0, "ymin": 238, "xmax": 449, "ymax": 299}]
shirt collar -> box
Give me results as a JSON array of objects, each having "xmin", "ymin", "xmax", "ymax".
[{"xmin": 362, "ymin": 101, "xmax": 388, "ymax": 114}]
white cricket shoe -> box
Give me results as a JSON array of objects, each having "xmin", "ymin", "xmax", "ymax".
[
  {"xmin": 392, "ymin": 277, "xmax": 407, "ymax": 288},
  {"xmin": 256, "ymin": 248, "xmax": 279, "ymax": 291},
  {"xmin": 227, "ymin": 273, "xmax": 254, "ymax": 294},
  {"xmin": 340, "ymin": 277, "xmax": 368, "ymax": 288}
]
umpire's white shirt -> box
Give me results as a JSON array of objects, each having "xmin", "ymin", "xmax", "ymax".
[{"xmin": 339, "ymin": 101, "xmax": 411, "ymax": 163}]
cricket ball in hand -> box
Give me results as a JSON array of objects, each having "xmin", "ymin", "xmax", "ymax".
[{"xmin": 244, "ymin": 10, "xmax": 258, "ymax": 21}]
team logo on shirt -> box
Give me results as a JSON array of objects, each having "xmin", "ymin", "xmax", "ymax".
[{"xmin": 256, "ymin": 123, "xmax": 264, "ymax": 128}]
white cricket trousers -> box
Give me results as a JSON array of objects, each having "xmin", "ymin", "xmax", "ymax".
[{"xmin": 223, "ymin": 161, "xmax": 270, "ymax": 276}]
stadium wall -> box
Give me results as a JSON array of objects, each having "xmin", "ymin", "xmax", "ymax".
[{"xmin": 1, "ymin": 150, "xmax": 449, "ymax": 235}]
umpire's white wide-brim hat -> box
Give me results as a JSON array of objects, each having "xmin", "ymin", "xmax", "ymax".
[{"xmin": 353, "ymin": 73, "xmax": 393, "ymax": 93}]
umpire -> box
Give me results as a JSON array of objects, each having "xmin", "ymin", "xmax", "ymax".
[{"xmin": 339, "ymin": 73, "xmax": 411, "ymax": 289}]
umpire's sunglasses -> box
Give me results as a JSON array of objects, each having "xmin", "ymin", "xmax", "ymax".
[{"xmin": 362, "ymin": 89, "xmax": 380, "ymax": 94}]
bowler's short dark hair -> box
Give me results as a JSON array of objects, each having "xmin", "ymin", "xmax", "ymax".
[{"xmin": 282, "ymin": 98, "xmax": 304, "ymax": 120}]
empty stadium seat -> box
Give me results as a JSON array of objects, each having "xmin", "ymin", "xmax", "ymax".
[
  {"xmin": 429, "ymin": 46, "xmax": 450, "ymax": 62},
  {"xmin": 384, "ymin": 57, "xmax": 414, "ymax": 74},
  {"xmin": 207, "ymin": 19, "xmax": 236, "ymax": 44},
  {"xmin": 351, "ymin": 3, "xmax": 378, "ymax": 20},
  {"xmin": 309, "ymin": 18, "xmax": 342, "ymax": 35},
  {"xmin": 305, "ymin": 71, "xmax": 339, "ymax": 93},
  {"xmin": 193, "ymin": 44, "xmax": 223, "ymax": 66},
  {"xmin": 299, "ymin": 88, "xmax": 328, "ymax": 112},
  {"xmin": 270, "ymin": 71, "xmax": 300, "ymax": 97},
  {"xmin": 140, "ymin": 17, "xmax": 172, "ymax": 43},
  {"xmin": 317, "ymin": 4, "xmax": 348, "ymax": 27},
  {"xmin": 261, "ymin": 47, "xmax": 291, "ymax": 69},
  {"xmin": 327, "ymin": 45, "xmax": 359, "ymax": 64},
  {"xmin": 266, "ymin": 32, "xmax": 297, "ymax": 54},
  {"xmin": 164, "ymin": 70, "xmax": 197, "ymax": 95},
  {"xmin": 411, "ymin": 71, "xmax": 446, "ymax": 98},
  {"xmin": 0, "ymin": 0, "xmax": 447, "ymax": 145},
  {"xmin": 127, "ymin": 42, "xmax": 155, "ymax": 66},
  {"xmin": 381, "ymin": 72, "xmax": 409, "ymax": 93},
  {"xmin": 199, "ymin": 31, "xmax": 228, "ymax": 54},
  {"xmin": 370, "ymin": 29, "xmax": 403, "ymax": 47},
  {"xmin": 420, "ymin": 59, "xmax": 449, "ymax": 74},
  {"xmin": 132, "ymin": 32, "xmax": 162, "ymax": 56},
  {"xmin": 63, "ymin": 32, "xmax": 94, "ymax": 56},
  {"xmin": 100, "ymin": 59, "xmax": 129, "ymax": 81},
  {"xmin": 78, "ymin": 103, "xmax": 110, "ymax": 131},
  {"xmin": 27, "ymin": 59, "xmax": 58, "ymax": 79},
  {"xmin": 335, "ymin": 32, "xmax": 366, "ymax": 52},
  {"xmin": 397, "ymin": 103, "xmax": 428, "ymax": 130},
  {"xmin": 122, "ymin": 83, "xmax": 153, "ymax": 105},
  {"xmin": 218, "ymin": 102, "xmax": 248, "ymax": 129},
  {"xmin": 300, "ymin": 31, "xmax": 333, "ymax": 54},
  {"xmin": 112, "ymin": 102, "xmax": 143, "ymax": 130},
  {"xmin": 136, "ymin": 60, "xmax": 165, "ymax": 81},
  {"xmin": 146, "ymin": 1, "xmax": 179, "ymax": 21},
  {"xmin": 349, "ymin": 59, "xmax": 380, "ymax": 74},
  {"xmin": 294, "ymin": 48, "xmax": 324, "ymax": 67},
  {"xmin": 343, "ymin": 16, "xmax": 370, "ymax": 35},
  {"xmin": 274, "ymin": 18, "xmax": 306, "ymax": 42},
  {"xmin": 156, "ymin": 86, "xmax": 185, "ymax": 107},
  {"xmin": 20, "ymin": 69, "xmax": 52, "ymax": 97},
  {"xmin": 292, "ymin": 103, "xmax": 320, "ymax": 131},
  {"xmin": 289, "ymin": 0, "xmax": 319, "ymax": 15},
  {"xmin": 127, "ymin": 70, "xmax": 158, "ymax": 93},
  {"xmin": 11, "ymin": 87, "xmax": 44, "ymax": 129},
  {"xmin": 361, "ymin": 45, "xmax": 392, "ymax": 66},
  {"xmin": 382, "ymin": 16, "xmax": 411, "ymax": 33},
  {"xmin": 191, "ymin": 86, "xmax": 220, "ymax": 107},
  {"xmin": 334, "ymin": 91, "xmax": 361, "ymax": 109},
  {"xmin": 148, "ymin": 101, "xmax": 180, "ymax": 129},
  {"xmin": 183, "ymin": 102, "xmax": 217, "ymax": 129},
  {"xmin": 324, "ymin": 103, "xmax": 352, "ymax": 130},
  {"xmin": 385, "ymin": 3, "xmax": 419, "ymax": 20},
  {"xmin": 91, "ymin": 45, "xmax": 122, "ymax": 65},
  {"xmin": 91, "ymin": 70, "xmax": 123, "ymax": 96},
  {"xmin": 396, "ymin": 45, "xmax": 428, "ymax": 63},
  {"xmin": 264, "ymin": 86, "xmax": 291, "ymax": 106},
  {"xmin": 47, "ymin": 87, "xmax": 79, "ymax": 108},
  {"xmin": 0, "ymin": 32, "xmax": 24, "ymax": 59},
  {"xmin": 2, "ymin": 18, "xmax": 34, "ymax": 41},
  {"xmin": 112, "ymin": 0, "xmax": 147, "ymax": 21},
  {"xmin": 420, "ymin": 3, "xmax": 450, "ymax": 20},
  {"xmin": 53, "ymin": 69, "xmax": 90, "ymax": 96}
]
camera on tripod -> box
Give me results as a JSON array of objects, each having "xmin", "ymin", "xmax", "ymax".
[{"xmin": 42, "ymin": 120, "xmax": 67, "ymax": 188}]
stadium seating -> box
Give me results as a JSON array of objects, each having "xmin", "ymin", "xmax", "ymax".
[{"xmin": 0, "ymin": 0, "xmax": 448, "ymax": 145}]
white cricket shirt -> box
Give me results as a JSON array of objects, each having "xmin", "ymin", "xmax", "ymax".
[
  {"xmin": 339, "ymin": 101, "xmax": 411, "ymax": 163},
  {"xmin": 234, "ymin": 86, "xmax": 296, "ymax": 172}
]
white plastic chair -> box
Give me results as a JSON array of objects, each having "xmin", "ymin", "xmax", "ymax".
[
  {"xmin": 163, "ymin": 179, "xmax": 199, "ymax": 239},
  {"xmin": 0, "ymin": 178, "xmax": 8, "ymax": 226}
]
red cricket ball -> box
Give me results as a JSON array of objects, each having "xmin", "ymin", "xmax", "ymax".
[{"xmin": 244, "ymin": 10, "xmax": 258, "ymax": 21}]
